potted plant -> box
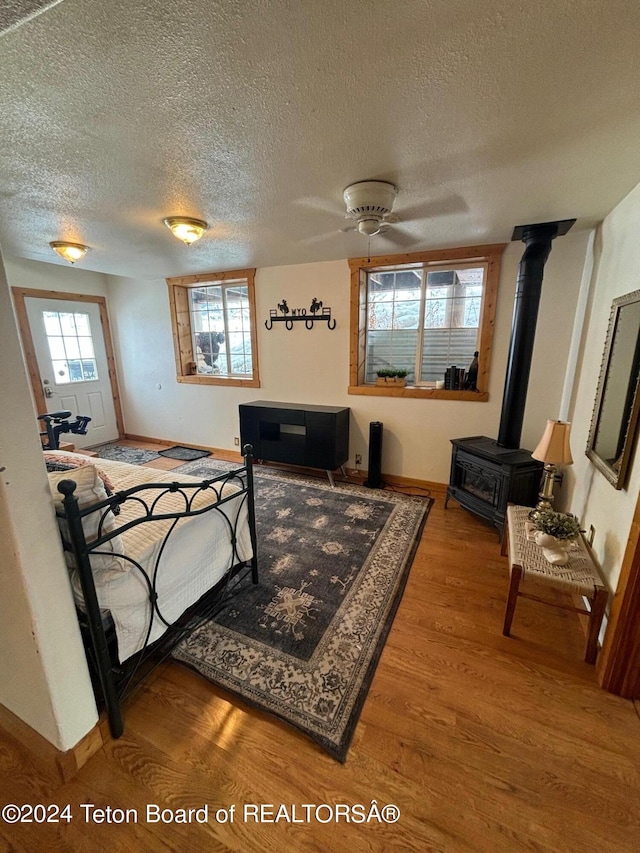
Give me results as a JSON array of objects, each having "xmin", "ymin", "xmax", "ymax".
[
  {"xmin": 529, "ymin": 509, "xmax": 583, "ymax": 565},
  {"xmin": 375, "ymin": 369, "xmax": 408, "ymax": 387}
]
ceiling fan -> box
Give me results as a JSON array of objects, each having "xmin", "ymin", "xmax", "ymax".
[
  {"xmin": 341, "ymin": 180, "xmax": 399, "ymax": 237},
  {"xmin": 296, "ymin": 179, "xmax": 430, "ymax": 247}
]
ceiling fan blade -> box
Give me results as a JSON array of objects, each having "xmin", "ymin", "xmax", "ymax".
[
  {"xmin": 293, "ymin": 196, "xmax": 345, "ymax": 217},
  {"xmin": 300, "ymin": 231, "xmax": 340, "ymax": 245},
  {"xmin": 377, "ymin": 226, "xmax": 416, "ymax": 247},
  {"xmin": 394, "ymin": 195, "xmax": 467, "ymax": 223}
]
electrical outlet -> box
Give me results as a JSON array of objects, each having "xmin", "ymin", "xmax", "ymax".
[
  {"xmin": 355, "ymin": 453, "xmax": 362, "ymax": 465},
  {"xmin": 588, "ymin": 525, "xmax": 595, "ymax": 546},
  {"xmin": 234, "ymin": 437, "xmax": 240, "ymax": 446}
]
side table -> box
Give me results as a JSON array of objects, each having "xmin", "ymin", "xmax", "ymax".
[{"xmin": 502, "ymin": 504, "xmax": 608, "ymax": 663}]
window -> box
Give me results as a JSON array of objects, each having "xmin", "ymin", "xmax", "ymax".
[
  {"xmin": 42, "ymin": 310, "xmax": 98, "ymax": 384},
  {"xmin": 366, "ymin": 265, "xmax": 484, "ymax": 384},
  {"xmin": 349, "ymin": 244, "xmax": 505, "ymax": 400},
  {"xmin": 167, "ymin": 268, "xmax": 260, "ymax": 387}
]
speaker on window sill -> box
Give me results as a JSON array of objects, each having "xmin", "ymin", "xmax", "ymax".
[{"xmin": 364, "ymin": 421, "xmax": 383, "ymax": 489}]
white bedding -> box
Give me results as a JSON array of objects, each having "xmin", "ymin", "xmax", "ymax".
[{"xmin": 65, "ymin": 456, "xmax": 253, "ymax": 662}]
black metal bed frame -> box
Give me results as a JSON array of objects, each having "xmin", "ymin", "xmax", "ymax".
[{"xmin": 55, "ymin": 446, "xmax": 258, "ymax": 739}]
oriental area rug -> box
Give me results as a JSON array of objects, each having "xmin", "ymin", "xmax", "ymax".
[{"xmin": 171, "ymin": 460, "xmax": 432, "ymax": 761}]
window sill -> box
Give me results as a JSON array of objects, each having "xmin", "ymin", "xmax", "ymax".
[
  {"xmin": 347, "ymin": 384, "xmax": 488, "ymax": 401},
  {"xmin": 177, "ymin": 375, "xmax": 260, "ymax": 388}
]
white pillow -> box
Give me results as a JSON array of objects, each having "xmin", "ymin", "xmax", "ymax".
[{"xmin": 48, "ymin": 465, "xmax": 127, "ymax": 577}]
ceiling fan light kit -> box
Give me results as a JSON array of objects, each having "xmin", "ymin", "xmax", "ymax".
[
  {"xmin": 343, "ymin": 180, "xmax": 398, "ymax": 237},
  {"xmin": 356, "ymin": 217, "xmax": 384, "ymax": 236}
]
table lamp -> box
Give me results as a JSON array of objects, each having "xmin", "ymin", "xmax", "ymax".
[{"xmin": 531, "ymin": 420, "xmax": 573, "ymax": 509}]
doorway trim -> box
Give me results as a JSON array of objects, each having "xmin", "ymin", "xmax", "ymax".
[
  {"xmin": 597, "ymin": 489, "xmax": 640, "ymax": 698},
  {"xmin": 11, "ymin": 287, "xmax": 125, "ymax": 439}
]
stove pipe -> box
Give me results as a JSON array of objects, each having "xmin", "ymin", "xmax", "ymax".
[{"xmin": 496, "ymin": 219, "xmax": 575, "ymax": 449}]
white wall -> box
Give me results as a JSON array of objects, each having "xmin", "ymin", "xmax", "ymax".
[
  {"xmin": 0, "ymin": 253, "xmax": 98, "ymax": 750},
  {"xmin": 4, "ymin": 255, "xmax": 109, "ymax": 297},
  {"xmin": 565, "ymin": 183, "xmax": 640, "ymax": 592},
  {"xmin": 107, "ymin": 233, "xmax": 591, "ymax": 483}
]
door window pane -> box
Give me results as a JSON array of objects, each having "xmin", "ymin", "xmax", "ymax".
[
  {"xmin": 59, "ymin": 313, "xmax": 77, "ymax": 336},
  {"xmin": 64, "ymin": 338, "xmax": 80, "ymax": 359},
  {"xmin": 43, "ymin": 314, "xmax": 62, "ymax": 336},
  {"xmin": 79, "ymin": 337, "xmax": 95, "ymax": 358},
  {"xmin": 47, "ymin": 337, "xmax": 66, "ymax": 359},
  {"xmin": 74, "ymin": 314, "xmax": 91, "ymax": 336},
  {"xmin": 43, "ymin": 311, "xmax": 99, "ymax": 384}
]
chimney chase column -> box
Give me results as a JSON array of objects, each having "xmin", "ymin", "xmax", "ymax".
[{"xmin": 496, "ymin": 219, "xmax": 576, "ymax": 449}]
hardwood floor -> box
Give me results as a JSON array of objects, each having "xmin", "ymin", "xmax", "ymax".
[{"xmin": 2, "ymin": 444, "xmax": 640, "ymax": 852}]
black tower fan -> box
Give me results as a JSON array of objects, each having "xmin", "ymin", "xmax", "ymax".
[{"xmin": 364, "ymin": 421, "xmax": 383, "ymax": 488}]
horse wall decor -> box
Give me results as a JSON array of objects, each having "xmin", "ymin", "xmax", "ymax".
[{"xmin": 265, "ymin": 298, "xmax": 336, "ymax": 330}]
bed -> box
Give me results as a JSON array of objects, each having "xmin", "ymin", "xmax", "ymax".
[{"xmin": 47, "ymin": 447, "xmax": 258, "ymax": 738}]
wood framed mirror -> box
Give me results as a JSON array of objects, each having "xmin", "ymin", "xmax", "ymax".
[{"xmin": 587, "ymin": 289, "xmax": 640, "ymax": 488}]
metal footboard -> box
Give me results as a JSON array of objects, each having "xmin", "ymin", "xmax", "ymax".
[{"xmin": 56, "ymin": 445, "xmax": 258, "ymax": 738}]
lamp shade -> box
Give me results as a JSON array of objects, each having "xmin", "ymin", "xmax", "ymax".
[{"xmin": 532, "ymin": 420, "xmax": 573, "ymax": 465}]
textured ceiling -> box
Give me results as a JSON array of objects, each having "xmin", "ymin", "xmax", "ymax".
[
  {"xmin": 1, "ymin": 0, "xmax": 640, "ymax": 279},
  {"xmin": 0, "ymin": 0, "xmax": 64, "ymax": 37}
]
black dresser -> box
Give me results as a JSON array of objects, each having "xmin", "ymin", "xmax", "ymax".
[{"xmin": 239, "ymin": 401, "xmax": 350, "ymax": 485}]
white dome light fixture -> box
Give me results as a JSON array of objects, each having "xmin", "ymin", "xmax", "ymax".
[
  {"xmin": 357, "ymin": 217, "xmax": 384, "ymax": 236},
  {"xmin": 49, "ymin": 241, "xmax": 90, "ymax": 264},
  {"xmin": 163, "ymin": 216, "xmax": 209, "ymax": 245},
  {"xmin": 343, "ymin": 180, "xmax": 398, "ymax": 237}
]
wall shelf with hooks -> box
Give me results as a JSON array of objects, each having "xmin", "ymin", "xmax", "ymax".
[{"xmin": 265, "ymin": 298, "xmax": 336, "ymax": 330}]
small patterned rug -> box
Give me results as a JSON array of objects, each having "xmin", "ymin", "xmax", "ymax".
[
  {"xmin": 172, "ymin": 459, "xmax": 431, "ymax": 761},
  {"xmin": 92, "ymin": 443, "xmax": 160, "ymax": 465},
  {"xmin": 158, "ymin": 445, "xmax": 211, "ymax": 461}
]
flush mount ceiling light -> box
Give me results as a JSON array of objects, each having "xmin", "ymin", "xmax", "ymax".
[
  {"xmin": 163, "ymin": 216, "xmax": 209, "ymax": 245},
  {"xmin": 49, "ymin": 241, "xmax": 90, "ymax": 264}
]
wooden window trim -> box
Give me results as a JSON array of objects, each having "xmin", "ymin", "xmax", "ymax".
[
  {"xmin": 348, "ymin": 243, "xmax": 506, "ymax": 401},
  {"xmin": 166, "ymin": 268, "xmax": 260, "ymax": 388}
]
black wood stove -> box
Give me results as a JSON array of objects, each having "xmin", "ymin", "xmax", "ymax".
[{"xmin": 446, "ymin": 219, "xmax": 575, "ymax": 536}]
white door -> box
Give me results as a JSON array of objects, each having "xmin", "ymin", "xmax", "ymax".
[{"xmin": 25, "ymin": 297, "xmax": 119, "ymax": 448}]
